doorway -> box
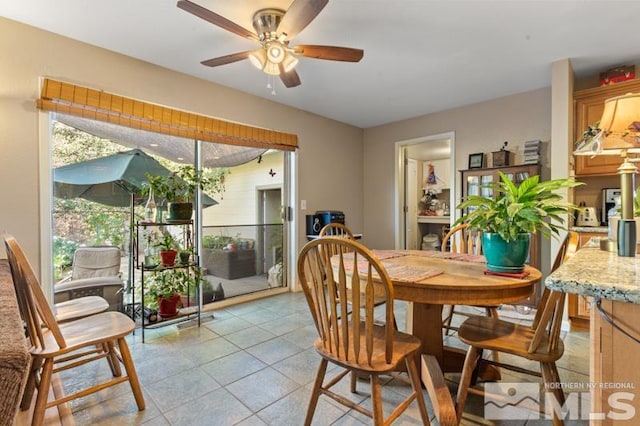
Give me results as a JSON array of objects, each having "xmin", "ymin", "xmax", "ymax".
[
  {"xmin": 257, "ymin": 187, "xmax": 282, "ymax": 276},
  {"xmin": 395, "ymin": 132, "xmax": 455, "ymax": 250}
]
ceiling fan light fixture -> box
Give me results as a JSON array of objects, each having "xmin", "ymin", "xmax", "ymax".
[
  {"xmin": 266, "ymin": 42, "xmax": 285, "ymax": 64},
  {"xmin": 263, "ymin": 61, "xmax": 280, "ymax": 76},
  {"xmin": 282, "ymin": 52, "xmax": 299, "ymax": 73},
  {"xmin": 248, "ymin": 49, "xmax": 267, "ymax": 70}
]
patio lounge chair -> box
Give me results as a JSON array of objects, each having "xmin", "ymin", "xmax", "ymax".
[{"xmin": 54, "ymin": 246, "xmax": 124, "ymax": 312}]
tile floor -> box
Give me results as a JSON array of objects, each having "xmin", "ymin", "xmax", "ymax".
[{"xmin": 22, "ymin": 292, "xmax": 591, "ymax": 425}]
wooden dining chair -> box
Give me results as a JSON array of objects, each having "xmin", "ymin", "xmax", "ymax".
[
  {"xmin": 318, "ymin": 222, "xmax": 355, "ymax": 239},
  {"xmin": 318, "ymin": 223, "xmax": 397, "ymax": 331},
  {"xmin": 3, "ymin": 234, "xmax": 145, "ymax": 426},
  {"xmin": 440, "ymin": 224, "xmax": 498, "ymax": 335},
  {"xmin": 3, "ymin": 235, "xmax": 110, "ymax": 323},
  {"xmin": 297, "ymin": 236, "xmax": 430, "ymax": 425},
  {"xmin": 454, "ymin": 231, "xmax": 580, "ymax": 425}
]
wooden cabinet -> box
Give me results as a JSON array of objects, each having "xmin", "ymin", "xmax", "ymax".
[
  {"xmin": 574, "ymin": 79, "xmax": 640, "ymax": 176},
  {"xmin": 590, "ymin": 298, "xmax": 640, "ymax": 425},
  {"xmin": 568, "ymin": 231, "xmax": 602, "ymax": 328},
  {"xmin": 460, "ymin": 164, "xmax": 542, "ymax": 304}
]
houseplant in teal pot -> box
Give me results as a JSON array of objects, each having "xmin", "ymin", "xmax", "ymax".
[{"xmin": 456, "ymin": 172, "xmax": 583, "ymax": 273}]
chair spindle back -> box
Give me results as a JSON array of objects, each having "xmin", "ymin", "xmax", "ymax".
[{"xmin": 298, "ymin": 237, "xmax": 395, "ymax": 366}]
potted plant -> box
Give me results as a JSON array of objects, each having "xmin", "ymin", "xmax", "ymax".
[
  {"xmin": 145, "ymin": 269, "xmax": 188, "ymax": 318},
  {"xmin": 456, "ymin": 172, "xmax": 583, "ymax": 273},
  {"xmin": 178, "ymin": 248, "xmax": 191, "ymax": 265},
  {"xmin": 155, "ymin": 232, "xmax": 178, "ymax": 266},
  {"xmin": 174, "ymin": 266, "xmax": 206, "ymax": 308},
  {"xmin": 146, "ymin": 166, "xmax": 214, "ymax": 221}
]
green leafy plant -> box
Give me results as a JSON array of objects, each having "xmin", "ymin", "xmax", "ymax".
[
  {"xmin": 155, "ymin": 232, "xmax": 177, "ymax": 252},
  {"xmin": 144, "ymin": 269, "xmax": 189, "ymax": 308},
  {"xmin": 574, "ymin": 122, "xmax": 601, "ymax": 150},
  {"xmin": 202, "ymin": 234, "xmax": 234, "ymax": 249},
  {"xmin": 456, "ymin": 172, "xmax": 583, "ymax": 242},
  {"xmin": 145, "ymin": 165, "xmax": 226, "ymax": 203}
]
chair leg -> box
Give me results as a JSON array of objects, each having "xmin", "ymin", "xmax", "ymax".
[
  {"xmin": 485, "ymin": 307, "xmax": 501, "ymax": 365},
  {"xmin": 117, "ymin": 337, "xmax": 145, "ymax": 410},
  {"xmin": 541, "ymin": 362, "xmax": 565, "ymax": 426},
  {"xmin": 105, "ymin": 341, "xmax": 122, "ymax": 377},
  {"xmin": 305, "ymin": 359, "xmax": 328, "ymax": 426},
  {"xmin": 32, "ymin": 358, "xmax": 54, "ymax": 426},
  {"xmin": 20, "ymin": 356, "xmax": 42, "ymax": 411},
  {"xmin": 442, "ymin": 305, "xmax": 455, "ymax": 336},
  {"xmin": 406, "ymin": 355, "xmax": 431, "ymax": 425},
  {"xmin": 455, "ymin": 345, "xmax": 481, "ymax": 422},
  {"xmin": 370, "ymin": 373, "xmax": 384, "ymax": 426},
  {"xmin": 350, "ymin": 371, "xmax": 358, "ymax": 393}
]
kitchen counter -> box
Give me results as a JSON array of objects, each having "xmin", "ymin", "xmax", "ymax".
[
  {"xmin": 545, "ymin": 244, "xmax": 640, "ymax": 304},
  {"xmin": 546, "ymin": 244, "xmax": 640, "ymax": 425},
  {"xmin": 570, "ymin": 225, "xmax": 607, "ymax": 234}
]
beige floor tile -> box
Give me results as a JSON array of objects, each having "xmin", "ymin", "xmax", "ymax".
[{"xmin": 24, "ymin": 291, "xmax": 592, "ymax": 425}]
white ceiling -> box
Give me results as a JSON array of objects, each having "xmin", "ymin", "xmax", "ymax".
[{"xmin": 2, "ymin": 0, "xmax": 640, "ymax": 129}]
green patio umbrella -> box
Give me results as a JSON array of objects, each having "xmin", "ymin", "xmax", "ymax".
[
  {"xmin": 54, "ymin": 148, "xmax": 217, "ymax": 293},
  {"xmin": 53, "ymin": 148, "xmax": 218, "ymax": 207}
]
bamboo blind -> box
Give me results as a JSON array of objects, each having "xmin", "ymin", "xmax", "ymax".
[{"xmin": 36, "ymin": 79, "xmax": 298, "ymax": 151}]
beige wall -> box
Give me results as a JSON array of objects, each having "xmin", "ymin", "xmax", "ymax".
[
  {"xmin": 0, "ymin": 17, "xmax": 364, "ymax": 271},
  {"xmin": 363, "ymin": 87, "xmax": 552, "ymax": 249},
  {"xmin": 203, "ymin": 150, "xmax": 283, "ymax": 227}
]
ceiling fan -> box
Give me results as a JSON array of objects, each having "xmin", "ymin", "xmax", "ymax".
[{"xmin": 176, "ymin": 0, "xmax": 364, "ymax": 88}]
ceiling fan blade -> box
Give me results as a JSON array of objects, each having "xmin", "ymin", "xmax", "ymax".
[
  {"xmin": 177, "ymin": 0, "xmax": 258, "ymax": 41},
  {"xmin": 293, "ymin": 45, "xmax": 364, "ymax": 62},
  {"xmin": 277, "ymin": 0, "xmax": 328, "ymax": 40},
  {"xmin": 201, "ymin": 51, "xmax": 252, "ymax": 67},
  {"xmin": 279, "ymin": 66, "xmax": 302, "ymax": 88}
]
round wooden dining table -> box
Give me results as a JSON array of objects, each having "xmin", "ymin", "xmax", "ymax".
[{"xmin": 367, "ymin": 250, "xmax": 541, "ymax": 373}]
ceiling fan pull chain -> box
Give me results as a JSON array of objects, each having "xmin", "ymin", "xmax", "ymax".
[{"xmin": 269, "ymin": 75, "xmax": 277, "ymax": 96}]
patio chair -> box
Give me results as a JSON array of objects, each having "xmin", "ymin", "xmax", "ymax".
[
  {"xmin": 5, "ymin": 236, "xmax": 109, "ymax": 324},
  {"xmin": 54, "ymin": 246, "xmax": 124, "ymax": 312},
  {"xmin": 298, "ymin": 237, "xmax": 430, "ymax": 425},
  {"xmin": 4, "ymin": 234, "xmax": 144, "ymax": 426}
]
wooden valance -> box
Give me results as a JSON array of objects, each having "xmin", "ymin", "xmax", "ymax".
[{"xmin": 36, "ymin": 79, "xmax": 298, "ymax": 151}]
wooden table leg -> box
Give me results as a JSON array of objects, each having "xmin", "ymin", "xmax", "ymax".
[
  {"xmin": 406, "ymin": 302, "xmax": 444, "ymax": 362},
  {"xmin": 406, "ymin": 301, "xmax": 501, "ymax": 380}
]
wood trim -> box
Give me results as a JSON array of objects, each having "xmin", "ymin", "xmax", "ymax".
[{"xmin": 36, "ymin": 79, "xmax": 298, "ymax": 151}]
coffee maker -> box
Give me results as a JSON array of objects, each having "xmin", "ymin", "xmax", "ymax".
[{"xmin": 602, "ymin": 188, "xmax": 621, "ymax": 225}]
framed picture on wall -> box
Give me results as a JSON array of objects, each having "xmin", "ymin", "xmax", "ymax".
[{"xmin": 468, "ymin": 153, "xmax": 484, "ymax": 169}]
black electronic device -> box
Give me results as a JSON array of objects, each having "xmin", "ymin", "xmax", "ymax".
[
  {"xmin": 316, "ymin": 210, "xmax": 345, "ymax": 229},
  {"xmin": 306, "ymin": 214, "xmax": 323, "ymax": 236},
  {"xmin": 602, "ymin": 188, "xmax": 621, "ymax": 225}
]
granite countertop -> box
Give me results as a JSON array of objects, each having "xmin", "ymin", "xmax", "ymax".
[
  {"xmin": 570, "ymin": 225, "xmax": 608, "ymax": 234},
  {"xmin": 545, "ymin": 243, "xmax": 640, "ymax": 304}
]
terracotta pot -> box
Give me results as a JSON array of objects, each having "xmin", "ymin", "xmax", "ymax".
[
  {"xmin": 159, "ymin": 249, "xmax": 177, "ymax": 266},
  {"xmin": 157, "ymin": 294, "xmax": 181, "ymax": 318}
]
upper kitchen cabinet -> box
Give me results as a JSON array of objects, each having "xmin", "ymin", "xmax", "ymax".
[{"xmin": 574, "ymin": 79, "xmax": 640, "ymax": 177}]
